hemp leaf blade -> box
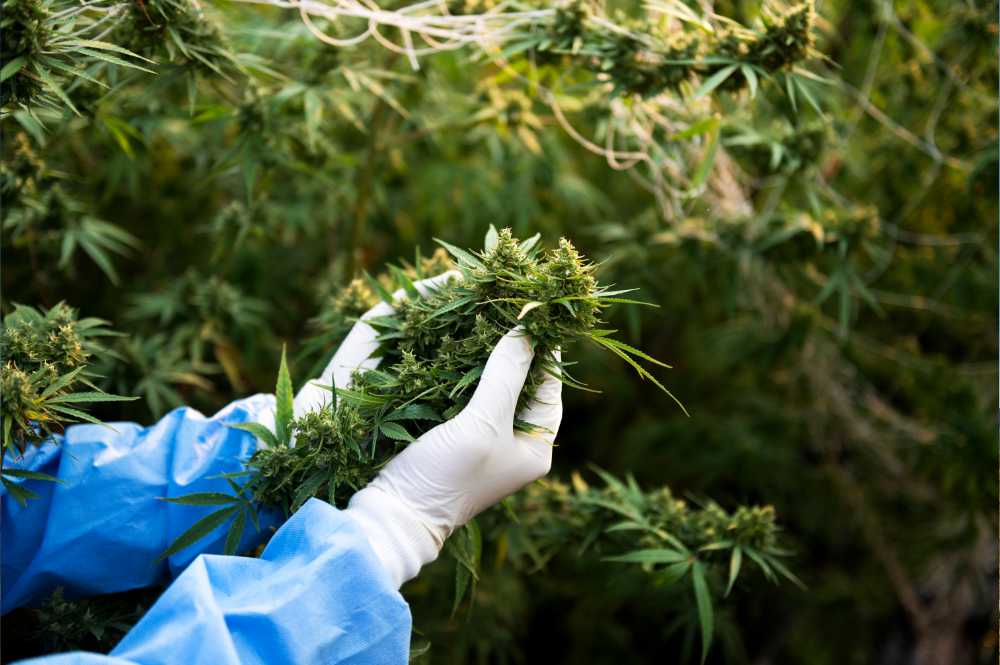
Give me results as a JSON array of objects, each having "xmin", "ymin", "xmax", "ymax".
[
  {"xmin": 380, "ymin": 422, "xmax": 415, "ymax": 442},
  {"xmin": 159, "ymin": 493, "xmax": 240, "ymax": 506},
  {"xmin": 604, "ymin": 549, "xmax": 689, "ymax": 565},
  {"xmin": 223, "ymin": 510, "xmax": 247, "ymax": 555},
  {"xmin": 158, "ymin": 506, "xmax": 239, "ymax": 561},
  {"xmin": 692, "ymin": 561, "xmax": 714, "ymax": 664},
  {"xmin": 231, "ymin": 423, "xmax": 279, "ymax": 448},
  {"xmin": 275, "ymin": 345, "xmax": 294, "ymax": 446}
]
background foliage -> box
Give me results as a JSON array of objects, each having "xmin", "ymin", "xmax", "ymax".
[{"xmin": 2, "ymin": 0, "xmax": 996, "ymax": 663}]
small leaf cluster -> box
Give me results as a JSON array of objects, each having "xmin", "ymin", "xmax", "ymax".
[
  {"xmin": 750, "ymin": 1, "xmax": 816, "ymax": 71},
  {"xmin": 126, "ymin": 269, "xmax": 269, "ymax": 386},
  {"xmin": 25, "ymin": 588, "xmax": 150, "ymax": 655},
  {"xmin": 112, "ymin": 0, "xmax": 240, "ymax": 78},
  {"xmin": 724, "ymin": 118, "xmax": 828, "ymax": 175},
  {"xmin": 0, "ymin": 0, "xmax": 50, "ymax": 107},
  {"xmin": 490, "ymin": 470, "xmax": 797, "ymax": 662},
  {"xmin": 93, "ymin": 334, "xmax": 215, "ymax": 419},
  {"xmin": 501, "ymin": 0, "xmax": 818, "ymax": 100},
  {"xmin": 156, "ymin": 472, "xmax": 263, "ymax": 559},
  {"xmin": 2, "ymin": 133, "xmax": 140, "ymax": 284},
  {"xmin": 0, "ymin": 0, "xmax": 153, "ymax": 119},
  {"xmin": 1, "ymin": 303, "xmax": 136, "ymax": 503}
]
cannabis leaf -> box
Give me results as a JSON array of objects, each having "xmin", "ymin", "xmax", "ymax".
[{"xmin": 274, "ymin": 344, "xmax": 294, "ymax": 447}]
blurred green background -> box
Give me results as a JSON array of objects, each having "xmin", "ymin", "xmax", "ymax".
[{"xmin": 2, "ymin": 0, "xmax": 997, "ymax": 663}]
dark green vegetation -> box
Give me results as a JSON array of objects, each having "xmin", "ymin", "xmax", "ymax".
[{"xmin": 2, "ymin": 0, "xmax": 996, "ymax": 663}]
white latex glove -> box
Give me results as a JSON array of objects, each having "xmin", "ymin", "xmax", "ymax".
[
  {"xmin": 347, "ymin": 328, "xmax": 562, "ymax": 588},
  {"xmin": 327, "ymin": 309, "xmax": 561, "ymax": 589},
  {"xmin": 291, "ymin": 270, "xmax": 462, "ymax": 420}
]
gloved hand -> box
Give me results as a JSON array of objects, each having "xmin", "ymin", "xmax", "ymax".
[
  {"xmin": 347, "ymin": 327, "xmax": 562, "ymax": 588},
  {"xmin": 300, "ymin": 272, "xmax": 563, "ymax": 589}
]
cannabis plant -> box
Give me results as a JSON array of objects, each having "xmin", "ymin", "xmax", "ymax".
[
  {"xmin": 0, "ymin": 0, "xmax": 153, "ymax": 120},
  {"xmin": 2, "ymin": 0, "xmax": 994, "ymax": 661},
  {"xmin": 1, "ymin": 134, "xmax": 140, "ymax": 285},
  {"xmin": 1, "ymin": 303, "xmax": 135, "ymax": 503},
  {"xmin": 491, "ymin": 471, "xmax": 798, "ymax": 661}
]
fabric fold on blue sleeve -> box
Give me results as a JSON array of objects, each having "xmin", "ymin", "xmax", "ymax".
[
  {"xmin": 15, "ymin": 500, "xmax": 412, "ymax": 665},
  {"xmin": 3, "ymin": 394, "xmax": 280, "ymax": 613}
]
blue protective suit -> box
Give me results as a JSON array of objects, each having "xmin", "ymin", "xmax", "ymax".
[{"xmin": 2, "ymin": 395, "xmax": 412, "ymax": 664}]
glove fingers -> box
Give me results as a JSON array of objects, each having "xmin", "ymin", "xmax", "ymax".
[
  {"xmin": 331, "ymin": 270, "xmax": 461, "ymax": 389},
  {"xmin": 466, "ymin": 327, "xmax": 534, "ymax": 427},
  {"xmin": 361, "ymin": 269, "xmax": 462, "ymax": 321},
  {"xmin": 295, "ymin": 270, "xmax": 462, "ymax": 418},
  {"xmin": 516, "ymin": 348, "xmax": 563, "ymax": 435}
]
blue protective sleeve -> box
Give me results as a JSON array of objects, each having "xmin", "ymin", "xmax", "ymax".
[
  {"xmin": 13, "ymin": 499, "xmax": 413, "ymax": 665},
  {"xmin": 2, "ymin": 394, "xmax": 281, "ymax": 612}
]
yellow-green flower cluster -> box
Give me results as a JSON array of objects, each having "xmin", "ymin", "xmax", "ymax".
[{"xmin": 1, "ymin": 303, "xmax": 125, "ymax": 456}]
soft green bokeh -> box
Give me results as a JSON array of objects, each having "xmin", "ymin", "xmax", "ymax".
[{"xmin": 2, "ymin": 0, "xmax": 996, "ymax": 663}]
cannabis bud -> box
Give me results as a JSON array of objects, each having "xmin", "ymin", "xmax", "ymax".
[{"xmin": 1, "ymin": 304, "xmax": 132, "ymax": 479}]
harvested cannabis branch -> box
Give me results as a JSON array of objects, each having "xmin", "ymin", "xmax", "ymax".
[
  {"xmin": 253, "ymin": 227, "xmax": 680, "ymax": 512},
  {"xmin": 166, "ymin": 227, "xmax": 682, "ymax": 553}
]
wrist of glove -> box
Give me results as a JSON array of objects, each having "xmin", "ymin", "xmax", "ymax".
[
  {"xmin": 289, "ymin": 271, "xmax": 563, "ymax": 589},
  {"xmin": 344, "ymin": 485, "xmax": 440, "ymax": 588}
]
